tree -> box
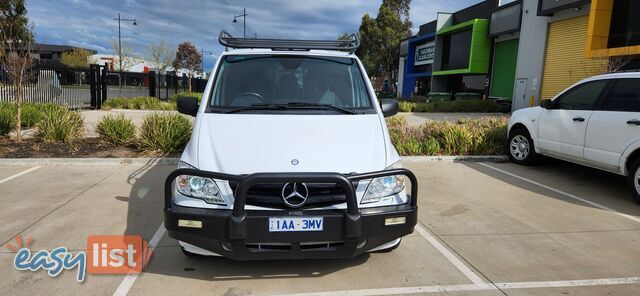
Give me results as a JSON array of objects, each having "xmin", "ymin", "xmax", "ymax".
[
  {"xmin": 60, "ymin": 48, "xmax": 93, "ymax": 69},
  {"xmin": 110, "ymin": 39, "xmax": 138, "ymax": 72},
  {"xmin": 146, "ymin": 40, "xmax": 174, "ymax": 74},
  {"xmin": 355, "ymin": 0, "xmax": 412, "ymax": 85},
  {"xmin": 173, "ymin": 42, "xmax": 202, "ymax": 92},
  {"xmin": 0, "ymin": 0, "xmax": 34, "ymax": 142},
  {"xmin": 0, "ymin": 0, "xmax": 33, "ymax": 47}
]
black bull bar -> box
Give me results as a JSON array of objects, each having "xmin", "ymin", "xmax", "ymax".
[{"xmin": 164, "ymin": 168, "xmax": 418, "ymax": 241}]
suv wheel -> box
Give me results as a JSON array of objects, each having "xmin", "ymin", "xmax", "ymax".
[
  {"xmin": 508, "ymin": 128, "xmax": 537, "ymax": 165},
  {"xmin": 626, "ymin": 158, "xmax": 640, "ymax": 204}
]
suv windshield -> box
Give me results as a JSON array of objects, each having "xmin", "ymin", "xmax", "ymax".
[{"xmin": 208, "ymin": 55, "xmax": 374, "ymax": 114}]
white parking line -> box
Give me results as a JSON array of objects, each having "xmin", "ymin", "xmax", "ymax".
[
  {"xmin": 277, "ymin": 277, "xmax": 640, "ymax": 296},
  {"xmin": 414, "ymin": 224, "xmax": 486, "ymax": 285},
  {"xmin": 0, "ymin": 166, "xmax": 41, "ymax": 184},
  {"xmin": 113, "ymin": 223, "xmax": 166, "ymax": 296},
  {"xmin": 478, "ymin": 163, "xmax": 640, "ymax": 224}
]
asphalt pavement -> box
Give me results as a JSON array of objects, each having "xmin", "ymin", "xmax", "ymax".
[{"xmin": 1, "ymin": 159, "xmax": 639, "ymax": 295}]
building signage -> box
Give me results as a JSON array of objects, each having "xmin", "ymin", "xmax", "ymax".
[{"xmin": 415, "ymin": 41, "xmax": 435, "ymax": 66}]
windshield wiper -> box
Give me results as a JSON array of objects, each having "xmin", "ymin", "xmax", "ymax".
[
  {"xmin": 222, "ymin": 102, "xmax": 358, "ymax": 114},
  {"xmin": 222, "ymin": 104, "xmax": 288, "ymax": 114},
  {"xmin": 284, "ymin": 102, "xmax": 358, "ymax": 115}
]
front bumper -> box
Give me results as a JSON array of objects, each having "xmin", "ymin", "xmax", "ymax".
[{"xmin": 164, "ymin": 169, "xmax": 418, "ymax": 260}]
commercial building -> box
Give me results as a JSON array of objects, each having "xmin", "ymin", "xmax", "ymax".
[
  {"xmin": 431, "ymin": 0, "xmax": 497, "ymax": 100},
  {"xmin": 2, "ymin": 44, "xmax": 97, "ymax": 67},
  {"xmin": 398, "ymin": 0, "xmax": 499, "ymax": 100},
  {"xmin": 399, "ymin": 0, "xmax": 640, "ymax": 111},
  {"xmin": 398, "ymin": 21, "xmax": 436, "ymax": 97}
]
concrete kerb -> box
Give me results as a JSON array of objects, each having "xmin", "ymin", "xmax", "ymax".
[
  {"xmin": 0, "ymin": 158, "xmax": 180, "ymax": 166},
  {"xmin": 0, "ymin": 156, "xmax": 508, "ymax": 166}
]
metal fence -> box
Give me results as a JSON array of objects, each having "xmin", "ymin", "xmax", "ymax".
[
  {"xmin": 0, "ymin": 65, "xmax": 93, "ymax": 109},
  {"xmin": 0, "ymin": 64, "xmax": 208, "ymax": 109}
]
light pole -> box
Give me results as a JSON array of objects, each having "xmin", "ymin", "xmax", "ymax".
[
  {"xmin": 200, "ymin": 49, "xmax": 214, "ymax": 76},
  {"xmin": 233, "ymin": 8, "xmax": 248, "ymax": 38},
  {"xmin": 113, "ymin": 13, "xmax": 137, "ymax": 72}
]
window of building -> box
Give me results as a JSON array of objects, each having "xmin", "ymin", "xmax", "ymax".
[
  {"xmin": 40, "ymin": 53, "xmax": 53, "ymax": 60},
  {"xmin": 440, "ymin": 30, "xmax": 472, "ymax": 71},
  {"xmin": 609, "ymin": 0, "xmax": 640, "ymax": 48},
  {"xmin": 602, "ymin": 79, "xmax": 640, "ymax": 112}
]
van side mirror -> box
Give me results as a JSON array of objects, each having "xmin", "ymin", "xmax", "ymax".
[
  {"xmin": 177, "ymin": 97, "xmax": 199, "ymax": 116},
  {"xmin": 380, "ymin": 99, "xmax": 399, "ymax": 117},
  {"xmin": 540, "ymin": 99, "xmax": 552, "ymax": 109}
]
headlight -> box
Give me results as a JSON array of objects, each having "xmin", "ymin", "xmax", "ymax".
[
  {"xmin": 175, "ymin": 162, "xmax": 226, "ymax": 205},
  {"xmin": 361, "ymin": 161, "xmax": 405, "ymax": 204}
]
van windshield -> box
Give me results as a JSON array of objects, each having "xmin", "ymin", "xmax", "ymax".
[{"xmin": 207, "ymin": 55, "xmax": 374, "ymax": 114}]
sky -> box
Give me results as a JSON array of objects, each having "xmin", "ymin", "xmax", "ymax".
[{"xmin": 26, "ymin": 0, "xmax": 482, "ymax": 70}]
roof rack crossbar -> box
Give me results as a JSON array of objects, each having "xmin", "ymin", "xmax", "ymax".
[{"xmin": 218, "ymin": 30, "xmax": 359, "ymax": 52}]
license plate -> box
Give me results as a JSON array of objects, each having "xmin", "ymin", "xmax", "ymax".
[{"xmin": 268, "ymin": 217, "xmax": 323, "ymax": 232}]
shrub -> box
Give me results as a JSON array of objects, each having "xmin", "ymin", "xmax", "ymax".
[
  {"xmin": 388, "ymin": 117, "xmax": 508, "ymax": 156},
  {"xmin": 396, "ymin": 99, "xmax": 504, "ymax": 113},
  {"xmin": 96, "ymin": 114, "xmax": 136, "ymax": 146},
  {"xmin": 138, "ymin": 113, "xmax": 191, "ymax": 153},
  {"xmin": 35, "ymin": 108, "xmax": 84, "ymax": 143},
  {"xmin": 438, "ymin": 125, "xmax": 474, "ymax": 155},
  {"xmin": 0, "ymin": 105, "xmax": 15, "ymax": 136},
  {"xmin": 103, "ymin": 97, "xmax": 175, "ymax": 110},
  {"xmin": 21, "ymin": 103, "xmax": 65, "ymax": 127},
  {"xmin": 168, "ymin": 92, "xmax": 203, "ymax": 103}
]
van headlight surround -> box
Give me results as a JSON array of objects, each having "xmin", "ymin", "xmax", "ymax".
[
  {"xmin": 175, "ymin": 162, "xmax": 226, "ymax": 205},
  {"xmin": 361, "ymin": 161, "xmax": 405, "ymax": 204}
]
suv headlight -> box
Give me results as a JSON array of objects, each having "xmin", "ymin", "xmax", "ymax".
[
  {"xmin": 175, "ymin": 162, "xmax": 226, "ymax": 205},
  {"xmin": 361, "ymin": 161, "xmax": 405, "ymax": 204}
]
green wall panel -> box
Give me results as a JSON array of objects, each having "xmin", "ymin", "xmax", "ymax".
[
  {"xmin": 490, "ymin": 38, "xmax": 519, "ymax": 100},
  {"xmin": 433, "ymin": 19, "xmax": 491, "ymax": 76}
]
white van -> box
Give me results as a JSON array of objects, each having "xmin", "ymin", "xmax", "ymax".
[{"xmin": 164, "ymin": 31, "xmax": 418, "ymax": 260}]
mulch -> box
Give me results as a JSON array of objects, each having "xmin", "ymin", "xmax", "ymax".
[{"xmin": 0, "ymin": 137, "xmax": 180, "ymax": 158}]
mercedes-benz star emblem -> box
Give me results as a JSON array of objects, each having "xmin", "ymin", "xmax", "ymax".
[
  {"xmin": 281, "ymin": 183, "xmax": 309, "ymax": 208},
  {"xmin": 291, "ymin": 159, "xmax": 299, "ymax": 165}
]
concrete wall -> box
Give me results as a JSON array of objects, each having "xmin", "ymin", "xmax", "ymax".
[
  {"xmin": 431, "ymin": 13, "xmax": 453, "ymax": 93},
  {"xmin": 398, "ymin": 57, "xmax": 405, "ymax": 97},
  {"xmin": 511, "ymin": 0, "xmax": 549, "ymax": 111}
]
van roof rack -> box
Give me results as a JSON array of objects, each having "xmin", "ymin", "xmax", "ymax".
[{"xmin": 218, "ymin": 30, "xmax": 359, "ymax": 52}]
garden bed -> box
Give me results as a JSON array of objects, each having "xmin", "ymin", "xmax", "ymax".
[
  {"xmin": 0, "ymin": 138, "xmax": 179, "ymax": 158},
  {"xmin": 387, "ymin": 116, "xmax": 509, "ymax": 156}
]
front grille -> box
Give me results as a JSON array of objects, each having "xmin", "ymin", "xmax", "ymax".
[{"xmin": 229, "ymin": 182, "xmax": 356, "ymax": 209}]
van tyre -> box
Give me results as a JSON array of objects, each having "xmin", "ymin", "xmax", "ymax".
[
  {"xmin": 508, "ymin": 128, "xmax": 537, "ymax": 165},
  {"xmin": 626, "ymin": 158, "xmax": 640, "ymax": 204}
]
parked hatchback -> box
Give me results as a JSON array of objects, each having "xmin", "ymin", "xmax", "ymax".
[{"xmin": 508, "ymin": 72, "xmax": 640, "ymax": 203}]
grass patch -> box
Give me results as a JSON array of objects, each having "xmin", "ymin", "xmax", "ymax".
[
  {"xmin": 103, "ymin": 97, "xmax": 176, "ymax": 110},
  {"xmin": 388, "ymin": 116, "xmax": 508, "ymax": 156},
  {"xmin": 138, "ymin": 113, "xmax": 191, "ymax": 153},
  {"xmin": 35, "ymin": 108, "xmax": 84, "ymax": 143},
  {"xmin": 397, "ymin": 100, "xmax": 505, "ymax": 113},
  {"xmin": 96, "ymin": 114, "xmax": 136, "ymax": 146}
]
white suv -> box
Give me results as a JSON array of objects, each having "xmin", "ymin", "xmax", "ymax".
[
  {"xmin": 164, "ymin": 31, "xmax": 418, "ymax": 260},
  {"xmin": 508, "ymin": 72, "xmax": 640, "ymax": 203}
]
